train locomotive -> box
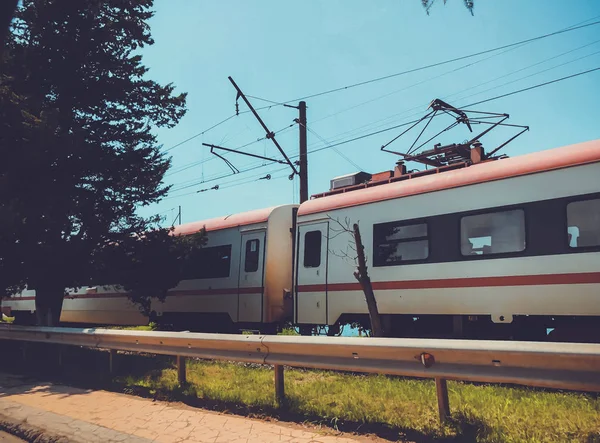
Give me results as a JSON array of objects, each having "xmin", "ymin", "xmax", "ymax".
[{"xmin": 3, "ymin": 139, "xmax": 600, "ymax": 341}]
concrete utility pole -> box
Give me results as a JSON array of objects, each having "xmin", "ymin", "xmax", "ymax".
[{"xmin": 298, "ymin": 101, "xmax": 308, "ymax": 204}]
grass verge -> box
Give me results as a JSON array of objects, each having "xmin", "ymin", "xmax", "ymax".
[
  {"xmin": 0, "ymin": 314, "xmax": 14, "ymax": 324},
  {"xmin": 1, "ymin": 342, "xmax": 598, "ymax": 442},
  {"xmin": 115, "ymin": 359, "xmax": 600, "ymax": 443}
]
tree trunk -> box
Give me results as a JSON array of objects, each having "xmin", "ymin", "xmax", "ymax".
[
  {"xmin": 352, "ymin": 223, "xmax": 385, "ymax": 337},
  {"xmin": 35, "ymin": 286, "xmax": 65, "ymax": 327}
]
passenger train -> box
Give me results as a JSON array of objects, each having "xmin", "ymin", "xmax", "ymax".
[{"xmin": 3, "ymin": 139, "xmax": 600, "ymax": 341}]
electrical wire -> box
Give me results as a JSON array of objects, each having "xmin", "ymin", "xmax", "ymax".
[
  {"xmin": 308, "ymin": 45, "xmax": 530, "ymax": 127},
  {"xmin": 164, "ymin": 60, "xmax": 600, "ymax": 198},
  {"xmin": 463, "ymin": 66, "xmax": 600, "ymax": 108},
  {"xmin": 453, "ymin": 48, "xmax": 600, "ymax": 106},
  {"xmin": 162, "ymin": 167, "xmax": 290, "ymax": 201},
  {"xmin": 279, "ymin": 20, "xmax": 600, "ymax": 104},
  {"xmin": 310, "ymin": 38, "xmax": 600, "ymax": 129},
  {"xmin": 447, "ymin": 38, "xmax": 600, "ymax": 104},
  {"xmin": 250, "ymin": 16, "xmax": 600, "ymax": 110},
  {"xmin": 161, "ymin": 17, "xmax": 600, "ymax": 155},
  {"xmin": 304, "ymin": 125, "xmax": 363, "ymax": 170},
  {"xmin": 163, "ymin": 114, "xmax": 237, "ymax": 153},
  {"xmin": 165, "ymin": 123, "xmax": 295, "ymax": 180},
  {"xmin": 304, "ymin": 65, "xmax": 600, "ymax": 155},
  {"xmin": 246, "ymin": 95, "xmax": 286, "ymax": 106},
  {"xmin": 296, "ymin": 36, "xmax": 600, "ymax": 152}
]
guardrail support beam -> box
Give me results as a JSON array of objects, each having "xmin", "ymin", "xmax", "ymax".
[
  {"xmin": 177, "ymin": 356, "xmax": 187, "ymax": 385},
  {"xmin": 274, "ymin": 364, "xmax": 285, "ymax": 407},
  {"xmin": 109, "ymin": 349, "xmax": 117, "ymax": 375},
  {"xmin": 435, "ymin": 377, "xmax": 450, "ymax": 423}
]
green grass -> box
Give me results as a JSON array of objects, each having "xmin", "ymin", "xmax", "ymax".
[
  {"xmin": 102, "ymin": 322, "xmax": 157, "ymax": 331},
  {"xmin": 114, "ymin": 359, "xmax": 600, "ymax": 443},
  {"xmin": 0, "ymin": 314, "xmax": 15, "ymax": 324}
]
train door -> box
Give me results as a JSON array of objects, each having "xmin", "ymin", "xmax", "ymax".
[
  {"xmin": 238, "ymin": 231, "xmax": 266, "ymax": 323},
  {"xmin": 296, "ymin": 222, "xmax": 328, "ymax": 325}
]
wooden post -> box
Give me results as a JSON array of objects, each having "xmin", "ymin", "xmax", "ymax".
[
  {"xmin": 177, "ymin": 356, "xmax": 187, "ymax": 385},
  {"xmin": 109, "ymin": 349, "xmax": 117, "ymax": 374},
  {"xmin": 435, "ymin": 377, "xmax": 450, "ymax": 423},
  {"xmin": 274, "ymin": 364, "xmax": 285, "ymax": 407},
  {"xmin": 352, "ymin": 223, "xmax": 384, "ymax": 337}
]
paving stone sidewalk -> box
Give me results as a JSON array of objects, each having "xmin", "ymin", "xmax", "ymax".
[{"xmin": 0, "ymin": 373, "xmax": 364, "ymax": 443}]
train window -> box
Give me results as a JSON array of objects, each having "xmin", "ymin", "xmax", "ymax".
[
  {"xmin": 567, "ymin": 198, "xmax": 600, "ymax": 248},
  {"xmin": 182, "ymin": 244, "xmax": 232, "ymax": 279},
  {"xmin": 373, "ymin": 221, "xmax": 429, "ymax": 266},
  {"xmin": 244, "ymin": 239, "xmax": 260, "ymax": 272},
  {"xmin": 461, "ymin": 209, "xmax": 525, "ymax": 256},
  {"xmin": 304, "ymin": 230, "xmax": 322, "ymax": 268}
]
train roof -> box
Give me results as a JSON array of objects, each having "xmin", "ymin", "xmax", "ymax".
[
  {"xmin": 173, "ymin": 206, "xmax": 281, "ymax": 236},
  {"xmin": 298, "ymin": 138, "xmax": 600, "ymax": 216}
]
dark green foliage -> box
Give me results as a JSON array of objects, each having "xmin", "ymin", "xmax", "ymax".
[
  {"xmin": 422, "ymin": 0, "xmax": 475, "ymax": 16},
  {"xmin": 93, "ymin": 229, "xmax": 207, "ymax": 315},
  {"xmin": 0, "ymin": 0, "xmax": 195, "ymax": 323},
  {"xmin": 0, "ymin": 0, "xmax": 18, "ymax": 48}
]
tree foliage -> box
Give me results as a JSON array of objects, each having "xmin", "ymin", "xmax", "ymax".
[
  {"xmin": 422, "ymin": 0, "xmax": 474, "ymax": 16},
  {"xmin": 92, "ymin": 229, "xmax": 207, "ymax": 316},
  {"xmin": 0, "ymin": 0, "xmax": 197, "ymax": 324}
]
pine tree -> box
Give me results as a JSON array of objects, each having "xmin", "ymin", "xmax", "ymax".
[{"xmin": 1, "ymin": 0, "xmax": 192, "ymax": 325}]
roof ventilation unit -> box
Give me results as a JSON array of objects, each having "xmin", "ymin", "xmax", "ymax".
[{"xmin": 330, "ymin": 172, "xmax": 372, "ymax": 191}]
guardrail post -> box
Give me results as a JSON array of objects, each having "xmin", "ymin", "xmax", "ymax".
[
  {"xmin": 274, "ymin": 364, "xmax": 285, "ymax": 407},
  {"xmin": 177, "ymin": 356, "xmax": 186, "ymax": 385},
  {"xmin": 435, "ymin": 377, "xmax": 450, "ymax": 423},
  {"xmin": 109, "ymin": 349, "xmax": 117, "ymax": 375}
]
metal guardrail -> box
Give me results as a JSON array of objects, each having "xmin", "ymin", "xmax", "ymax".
[{"xmin": 1, "ymin": 324, "xmax": 600, "ymax": 423}]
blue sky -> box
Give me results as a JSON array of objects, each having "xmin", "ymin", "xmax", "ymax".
[{"xmin": 137, "ymin": 0, "xmax": 600, "ymax": 225}]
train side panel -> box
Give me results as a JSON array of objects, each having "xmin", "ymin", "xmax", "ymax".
[{"xmin": 296, "ymin": 160, "xmax": 600, "ymax": 328}]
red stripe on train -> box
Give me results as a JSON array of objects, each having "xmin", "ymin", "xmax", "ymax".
[
  {"xmin": 297, "ymin": 272, "xmax": 600, "ymax": 292},
  {"xmin": 11, "ymin": 286, "xmax": 263, "ymax": 301}
]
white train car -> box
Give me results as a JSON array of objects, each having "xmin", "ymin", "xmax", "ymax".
[
  {"xmin": 3, "ymin": 139, "xmax": 599, "ymax": 341},
  {"xmin": 5, "ymin": 204, "xmax": 298, "ymax": 332},
  {"xmin": 294, "ymin": 139, "xmax": 600, "ymax": 340}
]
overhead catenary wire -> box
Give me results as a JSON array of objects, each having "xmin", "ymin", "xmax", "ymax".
[
  {"xmin": 263, "ymin": 20, "xmax": 600, "ymax": 105},
  {"xmin": 251, "ymin": 15, "xmax": 600, "ymax": 110},
  {"xmin": 447, "ymin": 38, "xmax": 600, "ymax": 104},
  {"xmin": 161, "ymin": 18, "xmax": 600, "ymax": 155},
  {"xmin": 163, "ymin": 115, "xmax": 237, "ymax": 153},
  {"xmin": 166, "ymin": 123, "xmax": 295, "ymax": 181},
  {"xmin": 165, "ymin": 64, "xmax": 600, "ymax": 199},
  {"xmin": 305, "ymin": 65, "xmax": 600, "ymax": 155},
  {"xmin": 453, "ymin": 47, "xmax": 600, "ymax": 106},
  {"xmin": 303, "ymin": 125, "xmax": 363, "ymax": 170},
  {"xmin": 295, "ymin": 36, "xmax": 600, "ymax": 153},
  {"xmin": 463, "ymin": 66, "xmax": 600, "ymax": 108},
  {"xmin": 310, "ymin": 36, "xmax": 600, "ymax": 129},
  {"xmin": 162, "ymin": 168, "xmax": 290, "ymax": 201}
]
